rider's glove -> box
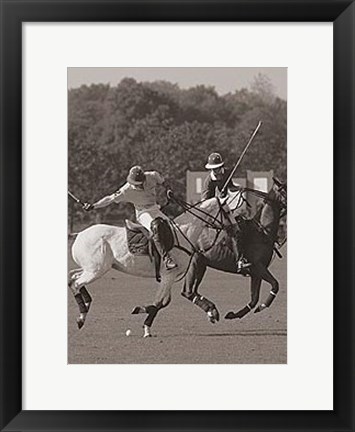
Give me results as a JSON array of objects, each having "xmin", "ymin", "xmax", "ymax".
[{"xmin": 83, "ymin": 203, "xmax": 94, "ymax": 211}]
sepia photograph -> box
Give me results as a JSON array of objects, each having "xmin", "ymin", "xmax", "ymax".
[
  {"xmin": 67, "ymin": 67, "xmax": 287, "ymax": 364},
  {"xmin": 2, "ymin": 0, "xmax": 352, "ymax": 424}
]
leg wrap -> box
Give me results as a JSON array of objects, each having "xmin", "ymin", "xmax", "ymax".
[
  {"xmin": 192, "ymin": 294, "xmax": 214, "ymax": 313},
  {"xmin": 264, "ymin": 292, "xmax": 277, "ymax": 308},
  {"xmin": 144, "ymin": 305, "xmax": 159, "ymax": 327},
  {"xmin": 235, "ymin": 305, "xmax": 252, "ymax": 319},
  {"xmin": 74, "ymin": 294, "xmax": 88, "ymax": 314},
  {"xmin": 80, "ymin": 286, "xmax": 92, "ymax": 304},
  {"xmin": 145, "ymin": 305, "xmax": 158, "ymax": 315}
]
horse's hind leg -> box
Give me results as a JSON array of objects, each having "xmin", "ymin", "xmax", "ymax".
[
  {"xmin": 181, "ymin": 254, "xmax": 220, "ymax": 324},
  {"xmin": 145, "ymin": 282, "xmax": 173, "ymax": 337},
  {"xmin": 68, "ymin": 270, "xmax": 97, "ymax": 329},
  {"xmin": 80, "ymin": 286, "xmax": 92, "ymax": 311},
  {"xmin": 225, "ymin": 276, "xmax": 262, "ymax": 320},
  {"xmin": 131, "ymin": 274, "xmax": 174, "ymax": 337},
  {"xmin": 254, "ymin": 267, "xmax": 279, "ymax": 313}
]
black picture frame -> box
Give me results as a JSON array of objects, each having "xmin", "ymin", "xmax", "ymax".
[{"xmin": 1, "ymin": 1, "xmax": 354, "ymax": 431}]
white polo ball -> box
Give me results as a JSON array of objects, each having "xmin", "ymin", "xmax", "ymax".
[{"xmin": 125, "ymin": 329, "xmax": 132, "ymax": 336}]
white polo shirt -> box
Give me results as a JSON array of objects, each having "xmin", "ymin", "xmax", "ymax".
[{"xmin": 112, "ymin": 171, "xmax": 164, "ymax": 211}]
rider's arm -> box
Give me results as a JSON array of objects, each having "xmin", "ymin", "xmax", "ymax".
[
  {"xmin": 227, "ymin": 182, "xmax": 240, "ymax": 193},
  {"xmin": 151, "ymin": 171, "xmax": 173, "ymax": 196},
  {"xmin": 92, "ymin": 188, "xmax": 125, "ymax": 209},
  {"xmin": 201, "ymin": 175, "xmax": 215, "ymax": 200},
  {"xmin": 223, "ymin": 170, "xmax": 240, "ymax": 193},
  {"xmin": 151, "ymin": 171, "xmax": 165, "ymax": 185}
]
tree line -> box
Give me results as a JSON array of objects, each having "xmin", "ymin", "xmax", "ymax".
[{"xmin": 68, "ymin": 75, "xmax": 286, "ymax": 228}]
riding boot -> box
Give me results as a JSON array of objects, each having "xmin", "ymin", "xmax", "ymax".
[
  {"xmin": 151, "ymin": 217, "xmax": 177, "ymax": 270},
  {"xmin": 153, "ymin": 238, "xmax": 177, "ymax": 270},
  {"xmin": 232, "ymin": 228, "xmax": 251, "ymax": 274}
]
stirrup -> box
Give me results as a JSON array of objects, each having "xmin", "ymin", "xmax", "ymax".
[
  {"xmin": 236, "ymin": 259, "xmax": 251, "ymax": 272},
  {"xmin": 165, "ymin": 257, "xmax": 177, "ymax": 270}
]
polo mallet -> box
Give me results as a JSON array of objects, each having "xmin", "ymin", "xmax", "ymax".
[
  {"xmin": 68, "ymin": 191, "xmax": 85, "ymax": 207},
  {"xmin": 220, "ymin": 121, "xmax": 262, "ymax": 197}
]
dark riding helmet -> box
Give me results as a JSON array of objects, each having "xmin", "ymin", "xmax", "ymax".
[
  {"xmin": 205, "ymin": 152, "xmax": 224, "ymax": 170},
  {"xmin": 127, "ymin": 166, "xmax": 146, "ymax": 185}
]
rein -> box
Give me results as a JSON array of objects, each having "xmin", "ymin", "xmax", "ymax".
[
  {"xmin": 168, "ymin": 194, "xmax": 228, "ymax": 255},
  {"xmin": 242, "ymin": 187, "xmax": 277, "ymax": 204},
  {"xmin": 169, "ymin": 194, "xmax": 225, "ymax": 230},
  {"xmin": 169, "ymin": 217, "xmax": 223, "ymax": 255},
  {"xmin": 167, "ymin": 185, "xmax": 287, "ymax": 263},
  {"xmin": 241, "ymin": 187, "xmax": 287, "ymax": 216}
]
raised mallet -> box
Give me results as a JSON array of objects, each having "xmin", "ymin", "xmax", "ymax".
[{"xmin": 220, "ymin": 121, "xmax": 262, "ymax": 196}]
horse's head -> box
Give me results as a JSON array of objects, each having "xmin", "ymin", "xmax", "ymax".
[
  {"xmin": 259, "ymin": 178, "xmax": 287, "ymax": 237},
  {"xmin": 270, "ymin": 177, "xmax": 287, "ymax": 213}
]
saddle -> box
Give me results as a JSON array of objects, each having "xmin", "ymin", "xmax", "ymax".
[{"xmin": 124, "ymin": 220, "xmax": 162, "ymax": 282}]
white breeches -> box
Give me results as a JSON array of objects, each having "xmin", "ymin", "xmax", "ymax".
[{"xmin": 136, "ymin": 205, "xmax": 168, "ymax": 232}]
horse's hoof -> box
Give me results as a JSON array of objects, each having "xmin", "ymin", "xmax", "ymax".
[
  {"xmin": 76, "ymin": 318, "xmax": 85, "ymax": 329},
  {"xmin": 254, "ymin": 304, "xmax": 266, "ymax": 313},
  {"xmin": 131, "ymin": 306, "xmax": 145, "ymax": 314},
  {"xmin": 143, "ymin": 325, "xmax": 152, "ymax": 338},
  {"xmin": 207, "ymin": 309, "xmax": 220, "ymax": 324},
  {"xmin": 225, "ymin": 311, "xmax": 236, "ymax": 320},
  {"xmin": 207, "ymin": 313, "xmax": 216, "ymax": 324}
]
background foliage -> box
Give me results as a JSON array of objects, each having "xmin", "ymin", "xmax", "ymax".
[{"xmin": 68, "ymin": 74, "xmax": 286, "ymax": 228}]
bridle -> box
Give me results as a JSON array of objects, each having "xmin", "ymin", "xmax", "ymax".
[
  {"xmin": 169, "ymin": 194, "xmax": 230, "ymax": 231},
  {"xmin": 169, "ymin": 179, "xmax": 287, "ymax": 240},
  {"xmin": 243, "ymin": 182, "xmax": 287, "ymax": 257},
  {"xmin": 242, "ymin": 184, "xmax": 287, "ymax": 217},
  {"xmin": 168, "ymin": 194, "xmax": 232, "ymax": 254}
]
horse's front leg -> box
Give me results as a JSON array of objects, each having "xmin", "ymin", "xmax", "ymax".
[
  {"xmin": 181, "ymin": 253, "xmax": 220, "ymax": 324},
  {"xmin": 131, "ymin": 273, "xmax": 174, "ymax": 337},
  {"xmin": 225, "ymin": 275, "xmax": 262, "ymax": 320},
  {"xmin": 254, "ymin": 267, "xmax": 279, "ymax": 313}
]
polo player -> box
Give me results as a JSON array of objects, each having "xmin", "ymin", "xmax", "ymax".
[
  {"xmin": 202, "ymin": 152, "xmax": 251, "ymax": 273},
  {"xmin": 83, "ymin": 166, "xmax": 177, "ymax": 270}
]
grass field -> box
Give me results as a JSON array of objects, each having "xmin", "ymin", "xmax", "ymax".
[{"xmin": 68, "ymin": 248, "xmax": 287, "ymax": 364}]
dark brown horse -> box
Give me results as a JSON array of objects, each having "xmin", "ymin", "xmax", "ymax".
[{"xmin": 181, "ymin": 179, "xmax": 287, "ymax": 321}]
